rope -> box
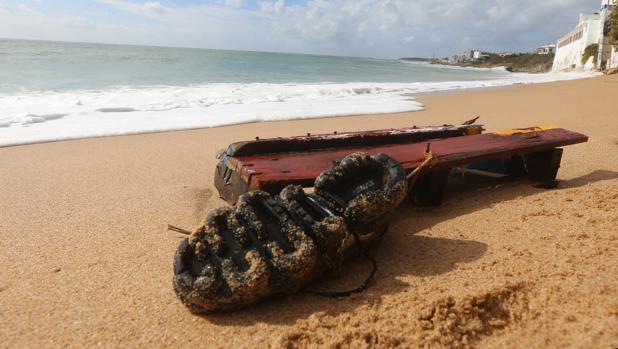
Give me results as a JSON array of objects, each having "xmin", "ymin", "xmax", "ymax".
[
  {"xmin": 406, "ymin": 143, "xmax": 438, "ymax": 193},
  {"xmin": 167, "ymin": 224, "xmax": 199, "ymax": 236},
  {"xmin": 306, "ymin": 228, "xmax": 378, "ymax": 298}
]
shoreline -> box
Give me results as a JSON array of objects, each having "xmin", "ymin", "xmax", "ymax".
[
  {"xmin": 1, "ymin": 74, "xmax": 617, "ymax": 348},
  {"xmin": 0, "ymin": 73, "xmax": 599, "ymax": 149}
]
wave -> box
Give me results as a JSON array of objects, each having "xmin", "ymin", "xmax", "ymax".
[
  {"xmin": 0, "ymin": 72, "xmax": 597, "ymax": 147},
  {"xmin": 399, "ymin": 60, "xmax": 512, "ymax": 73}
]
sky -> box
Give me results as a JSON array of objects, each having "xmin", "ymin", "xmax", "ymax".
[{"xmin": 0, "ymin": 0, "xmax": 604, "ymax": 58}]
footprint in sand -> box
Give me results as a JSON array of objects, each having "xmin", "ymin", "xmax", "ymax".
[{"xmin": 191, "ymin": 188, "xmax": 213, "ymax": 219}]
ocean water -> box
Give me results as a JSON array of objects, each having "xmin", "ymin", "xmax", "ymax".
[{"xmin": 0, "ymin": 39, "xmax": 593, "ymax": 146}]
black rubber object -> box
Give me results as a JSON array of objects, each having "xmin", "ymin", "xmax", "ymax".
[{"xmin": 173, "ymin": 152, "xmax": 408, "ymax": 313}]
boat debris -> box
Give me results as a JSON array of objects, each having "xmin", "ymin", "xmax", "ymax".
[
  {"xmin": 215, "ymin": 122, "xmax": 483, "ymax": 203},
  {"xmin": 214, "ymin": 124, "xmax": 587, "ymax": 206},
  {"xmin": 172, "ymin": 121, "xmax": 589, "ymax": 312}
]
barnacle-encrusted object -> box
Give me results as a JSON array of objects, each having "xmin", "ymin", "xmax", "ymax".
[{"xmin": 173, "ymin": 152, "xmax": 407, "ymax": 313}]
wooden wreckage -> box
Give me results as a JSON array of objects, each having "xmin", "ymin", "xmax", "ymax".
[
  {"xmin": 214, "ymin": 120, "xmax": 589, "ymax": 206},
  {"xmin": 172, "ymin": 120, "xmax": 588, "ymax": 313}
]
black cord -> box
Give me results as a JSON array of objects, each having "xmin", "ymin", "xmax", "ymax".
[{"xmin": 306, "ymin": 228, "xmax": 378, "ymax": 298}]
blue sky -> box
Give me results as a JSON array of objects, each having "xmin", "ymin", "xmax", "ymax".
[{"xmin": 0, "ymin": 0, "xmax": 604, "ymax": 58}]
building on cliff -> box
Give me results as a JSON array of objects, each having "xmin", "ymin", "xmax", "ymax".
[
  {"xmin": 451, "ymin": 49, "xmax": 473, "ymax": 63},
  {"xmin": 537, "ymin": 44, "xmax": 556, "ymax": 55},
  {"xmin": 553, "ymin": 0, "xmax": 617, "ymax": 72}
]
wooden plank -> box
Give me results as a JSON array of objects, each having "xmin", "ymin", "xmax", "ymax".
[
  {"xmin": 225, "ymin": 124, "xmax": 483, "ymax": 157},
  {"xmin": 235, "ymin": 128, "xmax": 588, "ymax": 193},
  {"xmin": 215, "ymin": 123, "xmax": 483, "ymax": 202}
]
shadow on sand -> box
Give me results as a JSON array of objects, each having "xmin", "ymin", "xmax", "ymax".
[{"xmin": 201, "ymin": 169, "xmax": 618, "ymax": 326}]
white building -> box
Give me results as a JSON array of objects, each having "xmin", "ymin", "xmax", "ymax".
[
  {"xmin": 609, "ymin": 46, "xmax": 618, "ymax": 69},
  {"xmin": 552, "ymin": 13, "xmax": 604, "ymax": 71},
  {"xmin": 537, "ymin": 44, "xmax": 556, "ymax": 55},
  {"xmin": 472, "ymin": 50, "xmax": 489, "ymax": 60},
  {"xmin": 553, "ymin": 0, "xmax": 617, "ymax": 71},
  {"xmin": 451, "ymin": 49, "xmax": 473, "ymax": 63}
]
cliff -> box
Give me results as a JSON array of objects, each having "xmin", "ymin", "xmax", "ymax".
[{"xmin": 434, "ymin": 53, "xmax": 555, "ymax": 73}]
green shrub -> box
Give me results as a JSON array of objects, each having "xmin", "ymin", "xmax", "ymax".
[
  {"xmin": 582, "ymin": 44, "xmax": 599, "ymax": 65},
  {"xmin": 609, "ymin": 7, "xmax": 618, "ymax": 45}
]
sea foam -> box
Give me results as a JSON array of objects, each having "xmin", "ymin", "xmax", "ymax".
[{"xmin": 0, "ymin": 71, "xmax": 596, "ymax": 147}]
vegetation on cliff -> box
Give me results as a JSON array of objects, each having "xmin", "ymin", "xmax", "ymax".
[
  {"xmin": 608, "ymin": 7, "xmax": 618, "ymax": 45},
  {"xmin": 433, "ymin": 53, "xmax": 555, "ymax": 73},
  {"xmin": 582, "ymin": 44, "xmax": 599, "ymax": 66}
]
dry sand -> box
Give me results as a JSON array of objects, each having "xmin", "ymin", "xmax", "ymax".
[{"xmin": 1, "ymin": 75, "xmax": 617, "ymax": 349}]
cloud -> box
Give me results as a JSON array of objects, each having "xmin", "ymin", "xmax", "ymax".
[
  {"xmin": 258, "ymin": 0, "xmax": 600, "ymax": 56},
  {"xmin": 0, "ymin": 4, "xmax": 95, "ymax": 42},
  {"xmin": 94, "ymin": 0, "xmax": 167, "ymax": 17},
  {"xmin": 402, "ymin": 36, "xmax": 415, "ymax": 44},
  {"xmin": 0, "ymin": 0, "xmax": 602, "ymax": 58},
  {"xmin": 259, "ymin": 0, "xmax": 285, "ymax": 14},
  {"xmin": 143, "ymin": 2, "xmax": 165, "ymax": 14},
  {"xmin": 224, "ymin": 0, "xmax": 244, "ymax": 8}
]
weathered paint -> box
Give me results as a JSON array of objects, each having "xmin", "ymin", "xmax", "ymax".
[
  {"xmin": 215, "ymin": 124, "xmax": 484, "ymax": 202},
  {"xmin": 215, "ymin": 127, "xmax": 588, "ymax": 204},
  {"xmin": 494, "ymin": 125, "xmax": 557, "ymax": 136},
  {"xmin": 224, "ymin": 124, "xmax": 484, "ymax": 157}
]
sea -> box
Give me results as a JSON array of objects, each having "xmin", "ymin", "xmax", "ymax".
[{"xmin": 0, "ymin": 39, "xmax": 593, "ymax": 147}]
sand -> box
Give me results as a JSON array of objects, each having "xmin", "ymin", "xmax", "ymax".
[{"xmin": 1, "ymin": 75, "xmax": 617, "ymax": 349}]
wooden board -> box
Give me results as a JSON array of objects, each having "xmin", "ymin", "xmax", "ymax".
[
  {"xmin": 224, "ymin": 124, "xmax": 483, "ymax": 157},
  {"xmin": 215, "ymin": 127, "xmax": 588, "ymax": 203}
]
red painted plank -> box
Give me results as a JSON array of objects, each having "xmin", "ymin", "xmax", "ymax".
[{"xmin": 235, "ymin": 128, "xmax": 587, "ymax": 190}]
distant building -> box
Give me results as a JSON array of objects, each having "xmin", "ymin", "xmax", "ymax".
[
  {"xmin": 553, "ymin": 0, "xmax": 617, "ymax": 71},
  {"xmin": 498, "ymin": 52, "xmax": 515, "ymax": 57},
  {"xmin": 537, "ymin": 44, "xmax": 556, "ymax": 55},
  {"xmin": 451, "ymin": 49, "xmax": 473, "ymax": 63},
  {"xmin": 472, "ymin": 50, "xmax": 490, "ymax": 60}
]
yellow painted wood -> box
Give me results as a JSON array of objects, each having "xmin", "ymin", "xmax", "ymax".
[{"xmin": 495, "ymin": 125, "xmax": 557, "ymax": 136}]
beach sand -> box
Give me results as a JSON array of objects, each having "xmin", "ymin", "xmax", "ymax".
[{"xmin": 1, "ymin": 75, "xmax": 617, "ymax": 348}]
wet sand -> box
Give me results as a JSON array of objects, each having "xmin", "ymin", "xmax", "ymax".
[{"xmin": 1, "ymin": 75, "xmax": 617, "ymax": 348}]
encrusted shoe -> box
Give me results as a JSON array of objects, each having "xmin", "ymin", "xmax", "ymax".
[
  {"xmin": 314, "ymin": 152, "xmax": 408, "ymax": 246},
  {"xmin": 173, "ymin": 152, "xmax": 408, "ymax": 313}
]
